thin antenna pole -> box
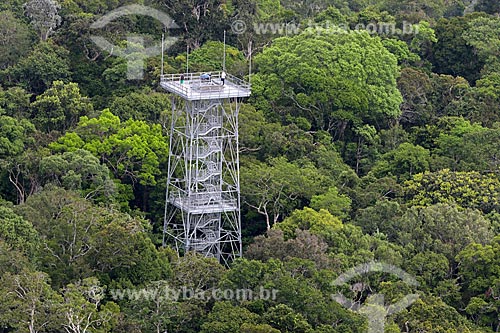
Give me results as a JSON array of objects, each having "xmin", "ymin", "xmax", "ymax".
[
  {"xmin": 248, "ymin": 40, "xmax": 252, "ymax": 85},
  {"xmin": 161, "ymin": 33, "xmax": 165, "ymax": 76},
  {"xmin": 223, "ymin": 30, "xmax": 226, "ymax": 71},
  {"xmin": 186, "ymin": 45, "xmax": 189, "ymax": 74}
]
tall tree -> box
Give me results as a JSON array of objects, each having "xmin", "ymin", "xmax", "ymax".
[
  {"xmin": 23, "ymin": 0, "xmax": 61, "ymax": 41},
  {"xmin": 0, "ymin": 268, "xmax": 63, "ymax": 332},
  {"xmin": 61, "ymin": 278, "xmax": 120, "ymax": 333},
  {"xmin": 0, "ymin": 10, "xmax": 33, "ymax": 69},
  {"xmin": 405, "ymin": 169, "xmax": 500, "ymax": 214},
  {"xmin": 159, "ymin": 0, "xmax": 229, "ymax": 50},
  {"xmin": 462, "ymin": 16, "xmax": 500, "ymax": 74},
  {"xmin": 396, "ymin": 203, "xmax": 493, "ymax": 261},
  {"xmin": 241, "ymin": 157, "xmax": 331, "ymax": 230},
  {"xmin": 431, "ymin": 14, "xmax": 486, "ymax": 83},
  {"xmin": 0, "ymin": 205, "xmax": 39, "ymax": 258},
  {"xmin": 8, "ymin": 41, "xmax": 71, "ymax": 94},
  {"xmin": 252, "ymin": 28, "xmax": 402, "ymax": 137},
  {"xmin": 17, "ymin": 187, "xmax": 170, "ymax": 287},
  {"xmin": 31, "ymin": 80, "xmax": 94, "ymax": 133}
]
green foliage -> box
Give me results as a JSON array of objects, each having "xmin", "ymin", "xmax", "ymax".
[
  {"xmin": 263, "ymin": 304, "xmax": 312, "ymax": 333},
  {"xmin": 410, "ymin": 21, "xmax": 438, "ymax": 55},
  {"xmin": 61, "ymin": 277, "xmax": 120, "ymax": 332},
  {"xmin": 405, "ymin": 251, "xmax": 449, "ymax": 290},
  {"xmin": 253, "ymin": 28, "xmax": 402, "ymax": 134},
  {"xmin": 90, "ymin": 216, "xmax": 171, "ymax": 285},
  {"xmin": 0, "ymin": 243, "xmax": 35, "ymax": 285},
  {"xmin": 0, "ymin": 11, "xmax": 33, "ymax": 69},
  {"xmin": 239, "ymin": 103, "xmax": 324, "ymax": 162},
  {"xmin": 450, "ymin": 73, "xmax": 500, "ymax": 126},
  {"xmin": 39, "ymin": 149, "xmax": 115, "ymax": 200},
  {"xmin": 431, "ymin": 14, "xmax": 486, "ymax": 83},
  {"xmin": 0, "ymin": 115, "xmax": 35, "ymax": 158},
  {"xmin": 463, "ymin": 16, "xmax": 500, "ymax": 74},
  {"xmin": 245, "ymin": 229, "xmax": 331, "ymax": 268},
  {"xmin": 0, "ymin": 86, "xmax": 32, "ymax": 118},
  {"xmin": 31, "ymin": 80, "xmax": 94, "ymax": 132},
  {"xmin": 405, "ymin": 169, "xmax": 500, "ymax": 213},
  {"xmin": 200, "ymin": 301, "xmax": 259, "ymax": 333},
  {"xmin": 353, "ymin": 200, "xmax": 403, "ymax": 239},
  {"xmin": 310, "ymin": 186, "xmax": 352, "ymax": 220},
  {"xmin": 241, "ymin": 157, "xmax": 332, "ymax": 229},
  {"xmin": 276, "ymin": 207, "xmax": 343, "ymax": 240},
  {"xmin": 380, "ymin": 0, "xmax": 448, "ymax": 19},
  {"xmin": 170, "ymin": 251, "xmax": 225, "ymax": 290},
  {"xmin": 51, "ymin": 109, "xmax": 169, "ymax": 186},
  {"xmin": 457, "ymin": 236, "xmax": 500, "ymax": 330},
  {"xmin": 429, "ymin": 74, "xmax": 470, "ymax": 119},
  {"xmin": 474, "ymin": 0, "xmax": 500, "ymax": 14},
  {"xmin": 381, "ymin": 38, "xmax": 420, "ymax": 65},
  {"xmin": 0, "ymin": 205, "xmax": 39, "ymax": 257},
  {"xmin": 109, "ymin": 88, "xmax": 171, "ymax": 122},
  {"xmin": 274, "ymin": 206, "xmax": 404, "ymax": 269},
  {"xmin": 314, "ymin": 6, "xmax": 349, "ymax": 25},
  {"xmin": 161, "ymin": 0, "xmax": 229, "ymax": 50},
  {"xmin": 187, "ymin": 41, "xmax": 246, "ymax": 73},
  {"xmin": 0, "ymin": 268, "xmax": 63, "ymax": 332},
  {"xmin": 394, "ymin": 296, "xmax": 480, "ymax": 332},
  {"xmin": 349, "ymin": 175, "xmax": 403, "ymax": 211},
  {"xmin": 24, "ymin": 0, "xmax": 61, "ymax": 41},
  {"xmin": 7, "ymin": 41, "xmax": 71, "ymax": 94},
  {"xmin": 396, "ymin": 203, "xmax": 493, "ymax": 261},
  {"xmin": 433, "ymin": 117, "xmax": 500, "ymax": 170},
  {"xmin": 370, "ymin": 142, "xmax": 431, "ymax": 180},
  {"xmin": 1, "ymin": 1, "xmax": 500, "ymax": 331},
  {"xmin": 240, "ymin": 323, "xmax": 280, "ymax": 333},
  {"xmin": 397, "ymin": 67, "xmax": 433, "ymax": 125},
  {"xmin": 17, "ymin": 187, "xmax": 170, "ymax": 287}
]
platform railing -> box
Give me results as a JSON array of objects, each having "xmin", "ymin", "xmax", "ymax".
[{"xmin": 160, "ymin": 71, "xmax": 251, "ymax": 99}]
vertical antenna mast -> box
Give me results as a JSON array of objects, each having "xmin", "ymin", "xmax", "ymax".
[
  {"xmin": 223, "ymin": 30, "xmax": 226, "ymax": 71},
  {"xmin": 186, "ymin": 45, "xmax": 189, "ymax": 74},
  {"xmin": 249, "ymin": 40, "xmax": 252, "ymax": 85},
  {"xmin": 161, "ymin": 33, "xmax": 165, "ymax": 76}
]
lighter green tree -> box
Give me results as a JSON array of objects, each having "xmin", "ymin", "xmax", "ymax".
[
  {"xmin": 31, "ymin": 80, "xmax": 93, "ymax": 133},
  {"xmin": 463, "ymin": 16, "xmax": 500, "ymax": 73}
]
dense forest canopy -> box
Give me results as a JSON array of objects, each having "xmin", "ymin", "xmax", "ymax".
[{"xmin": 1, "ymin": 0, "xmax": 500, "ymax": 332}]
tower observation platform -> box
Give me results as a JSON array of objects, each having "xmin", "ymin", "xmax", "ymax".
[
  {"xmin": 160, "ymin": 72, "xmax": 251, "ymax": 100},
  {"xmin": 161, "ymin": 71, "xmax": 251, "ymax": 265}
]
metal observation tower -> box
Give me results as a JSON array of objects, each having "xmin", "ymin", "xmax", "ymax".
[{"xmin": 160, "ymin": 71, "xmax": 251, "ymax": 264}]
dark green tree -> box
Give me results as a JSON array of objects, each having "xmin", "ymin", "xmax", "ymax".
[{"xmin": 0, "ymin": 11, "xmax": 33, "ymax": 69}]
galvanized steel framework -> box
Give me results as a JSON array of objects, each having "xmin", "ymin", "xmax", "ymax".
[{"xmin": 160, "ymin": 72, "xmax": 250, "ymax": 265}]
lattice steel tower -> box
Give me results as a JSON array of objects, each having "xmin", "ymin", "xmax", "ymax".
[{"xmin": 160, "ymin": 71, "xmax": 251, "ymax": 264}]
